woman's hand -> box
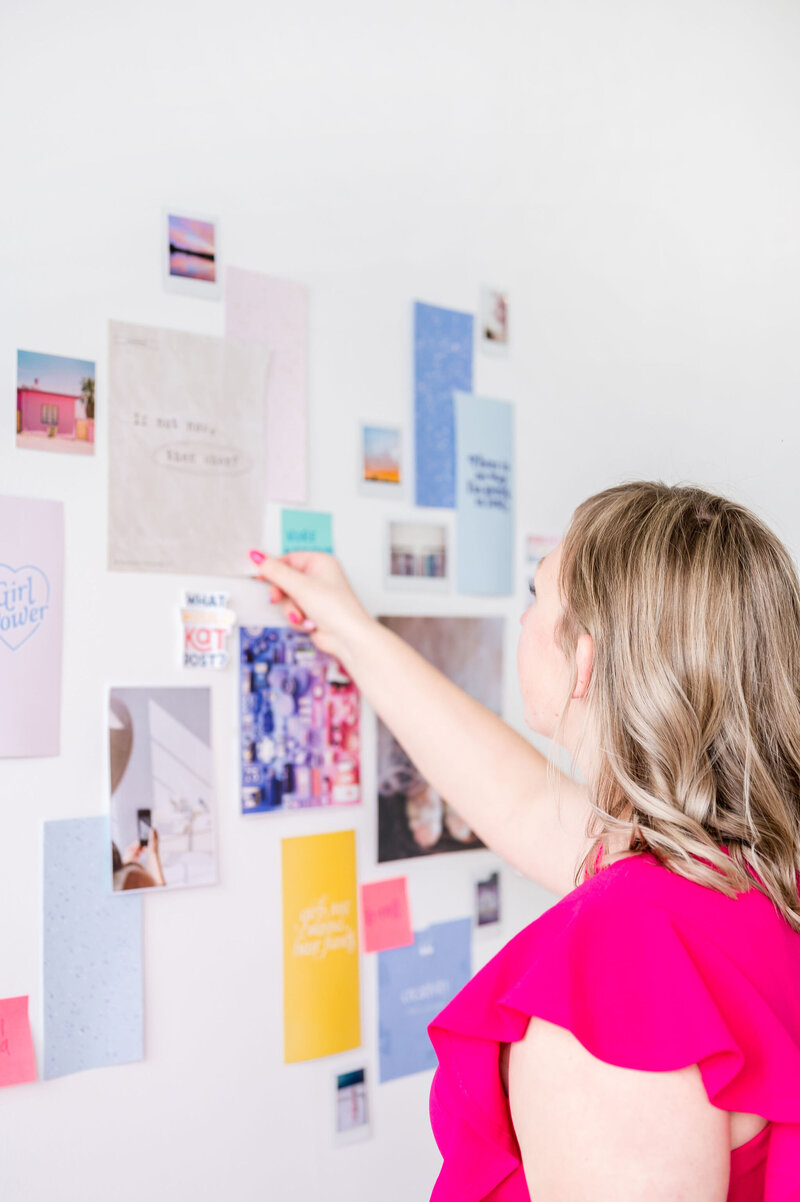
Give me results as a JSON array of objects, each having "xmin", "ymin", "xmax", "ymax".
[{"xmin": 249, "ymin": 550, "xmax": 373, "ymax": 665}]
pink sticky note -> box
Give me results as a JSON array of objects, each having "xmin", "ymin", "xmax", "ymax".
[
  {"xmin": 0, "ymin": 996, "xmax": 37, "ymax": 1087},
  {"xmin": 360, "ymin": 877, "xmax": 413, "ymax": 954}
]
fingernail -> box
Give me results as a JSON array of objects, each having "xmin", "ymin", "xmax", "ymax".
[
  {"xmin": 249, "ymin": 549, "xmax": 266, "ymax": 565},
  {"xmin": 288, "ymin": 611, "xmax": 300, "ymax": 625},
  {"xmin": 301, "ymin": 619, "xmax": 317, "ymax": 632}
]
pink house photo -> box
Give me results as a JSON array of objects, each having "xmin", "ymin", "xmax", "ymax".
[{"xmin": 16, "ymin": 350, "xmax": 95, "ymax": 456}]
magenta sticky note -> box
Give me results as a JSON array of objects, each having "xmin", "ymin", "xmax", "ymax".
[
  {"xmin": 0, "ymin": 495, "xmax": 64, "ymax": 758},
  {"xmin": 361, "ymin": 877, "xmax": 413, "ymax": 954},
  {"xmin": 0, "ymin": 996, "xmax": 37, "ymax": 1087}
]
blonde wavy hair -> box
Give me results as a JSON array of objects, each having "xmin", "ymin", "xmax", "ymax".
[{"xmin": 557, "ymin": 481, "xmax": 800, "ymax": 932}]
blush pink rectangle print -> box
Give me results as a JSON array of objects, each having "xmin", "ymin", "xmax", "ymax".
[
  {"xmin": 225, "ymin": 266, "xmax": 308, "ymax": 504},
  {"xmin": 0, "ymin": 996, "xmax": 37, "ymax": 1087},
  {"xmin": 360, "ymin": 877, "xmax": 413, "ymax": 954},
  {"xmin": 0, "ymin": 495, "xmax": 64, "ymax": 757}
]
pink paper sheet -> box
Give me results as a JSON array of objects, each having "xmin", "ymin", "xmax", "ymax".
[
  {"xmin": 0, "ymin": 495, "xmax": 64, "ymax": 757},
  {"xmin": 0, "ymin": 996, "xmax": 37, "ymax": 1087},
  {"xmin": 360, "ymin": 877, "xmax": 413, "ymax": 953},
  {"xmin": 225, "ymin": 266, "xmax": 308, "ymax": 504}
]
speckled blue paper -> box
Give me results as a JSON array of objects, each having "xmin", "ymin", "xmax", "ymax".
[
  {"xmin": 43, "ymin": 817, "xmax": 143, "ymax": 1079},
  {"xmin": 413, "ymin": 302, "xmax": 473, "ymax": 509}
]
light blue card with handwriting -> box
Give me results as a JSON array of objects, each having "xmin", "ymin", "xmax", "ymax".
[{"xmin": 455, "ymin": 391, "xmax": 514, "ymax": 595}]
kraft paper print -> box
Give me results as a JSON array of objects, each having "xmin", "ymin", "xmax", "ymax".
[
  {"xmin": 107, "ymin": 320, "xmax": 270, "ymax": 576},
  {"xmin": 0, "ymin": 495, "xmax": 64, "ymax": 758},
  {"xmin": 282, "ymin": 830, "xmax": 360, "ymax": 1063},
  {"xmin": 225, "ymin": 266, "xmax": 308, "ymax": 504},
  {"xmin": 43, "ymin": 817, "xmax": 143, "ymax": 1079}
]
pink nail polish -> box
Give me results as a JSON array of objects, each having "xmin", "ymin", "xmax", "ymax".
[
  {"xmin": 288, "ymin": 611, "xmax": 300, "ymax": 625},
  {"xmin": 249, "ymin": 549, "xmax": 266, "ymax": 565},
  {"xmin": 301, "ymin": 619, "xmax": 317, "ymax": 632}
]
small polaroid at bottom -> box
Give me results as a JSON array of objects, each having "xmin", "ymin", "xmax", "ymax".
[{"xmin": 334, "ymin": 1065, "xmax": 372, "ymax": 1147}]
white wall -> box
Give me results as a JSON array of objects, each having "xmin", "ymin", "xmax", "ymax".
[{"xmin": 1, "ymin": 1, "xmax": 799, "ymax": 1199}]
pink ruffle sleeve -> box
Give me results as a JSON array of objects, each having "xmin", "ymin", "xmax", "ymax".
[{"xmin": 428, "ymin": 852, "xmax": 800, "ymax": 1201}]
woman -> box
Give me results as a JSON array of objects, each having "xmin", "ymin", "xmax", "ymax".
[{"xmin": 252, "ymin": 481, "xmax": 800, "ymax": 1201}]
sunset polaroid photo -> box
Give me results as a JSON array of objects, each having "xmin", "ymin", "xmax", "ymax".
[
  {"xmin": 162, "ymin": 210, "xmax": 221, "ymax": 299},
  {"xmin": 479, "ymin": 286, "xmax": 509, "ymax": 356},
  {"xmin": 359, "ymin": 423, "xmax": 404, "ymax": 499}
]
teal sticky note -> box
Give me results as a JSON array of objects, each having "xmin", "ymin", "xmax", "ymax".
[{"xmin": 281, "ymin": 509, "xmax": 334, "ymax": 555}]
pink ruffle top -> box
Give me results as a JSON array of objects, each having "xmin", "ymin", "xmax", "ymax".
[{"xmin": 428, "ymin": 848, "xmax": 800, "ymax": 1201}]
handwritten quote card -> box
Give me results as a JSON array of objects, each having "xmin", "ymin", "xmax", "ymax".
[
  {"xmin": 455, "ymin": 391, "xmax": 514, "ymax": 595},
  {"xmin": 0, "ymin": 997, "xmax": 37, "ymax": 1087},
  {"xmin": 0, "ymin": 495, "xmax": 64, "ymax": 758},
  {"xmin": 107, "ymin": 320, "xmax": 270, "ymax": 576},
  {"xmin": 282, "ymin": 831, "xmax": 360, "ymax": 1063}
]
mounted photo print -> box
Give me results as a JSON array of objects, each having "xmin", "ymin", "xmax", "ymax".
[
  {"xmin": 16, "ymin": 350, "xmax": 95, "ymax": 455},
  {"xmin": 162, "ymin": 210, "xmax": 221, "ymax": 299},
  {"xmin": 108, "ymin": 686, "xmax": 217, "ymax": 892}
]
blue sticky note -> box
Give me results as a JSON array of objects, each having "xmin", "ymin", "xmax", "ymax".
[
  {"xmin": 414, "ymin": 302, "xmax": 473, "ymax": 509},
  {"xmin": 378, "ymin": 918, "xmax": 472, "ymax": 1083},
  {"xmin": 43, "ymin": 817, "xmax": 143, "ymax": 1079},
  {"xmin": 455, "ymin": 391, "xmax": 514, "ymax": 595},
  {"xmin": 281, "ymin": 508, "xmax": 334, "ymax": 555}
]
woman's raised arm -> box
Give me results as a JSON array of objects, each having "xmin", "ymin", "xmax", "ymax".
[{"xmin": 253, "ymin": 550, "xmax": 592, "ymax": 896}]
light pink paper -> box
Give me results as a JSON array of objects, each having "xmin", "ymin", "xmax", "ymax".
[
  {"xmin": 225, "ymin": 266, "xmax": 308, "ymax": 504},
  {"xmin": 360, "ymin": 877, "xmax": 413, "ymax": 954},
  {"xmin": 0, "ymin": 996, "xmax": 37, "ymax": 1086},
  {"xmin": 0, "ymin": 495, "xmax": 64, "ymax": 757}
]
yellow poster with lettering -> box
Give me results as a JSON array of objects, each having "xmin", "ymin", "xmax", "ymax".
[{"xmin": 282, "ymin": 830, "xmax": 361, "ymax": 1063}]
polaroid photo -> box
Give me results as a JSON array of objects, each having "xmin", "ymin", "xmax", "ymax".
[
  {"xmin": 525, "ymin": 534, "xmax": 560, "ymax": 603},
  {"xmin": 359, "ymin": 423, "xmax": 404, "ymax": 499},
  {"xmin": 16, "ymin": 349, "xmax": 96, "ymax": 455},
  {"xmin": 476, "ymin": 870, "xmax": 501, "ymax": 927},
  {"xmin": 162, "ymin": 209, "xmax": 221, "ymax": 299},
  {"xmin": 384, "ymin": 518, "xmax": 451, "ymax": 593},
  {"xmin": 333, "ymin": 1065, "xmax": 372, "ymax": 1147},
  {"xmin": 479, "ymin": 286, "xmax": 509, "ymax": 356}
]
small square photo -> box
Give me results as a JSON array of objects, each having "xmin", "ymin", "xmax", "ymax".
[
  {"xmin": 479, "ymin": 286, "xmax": 509, "ymax": 355},
  {"xmin": 16, "ymin": 349, "xmax": 96, "ymax": 455},
  {"xmin": 386, "ymin": 520, "xmax": 450, "ymax": 592},
  {"xmin": 360, "ymin": 424, "xmax": 403, "ymax": 498}
]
